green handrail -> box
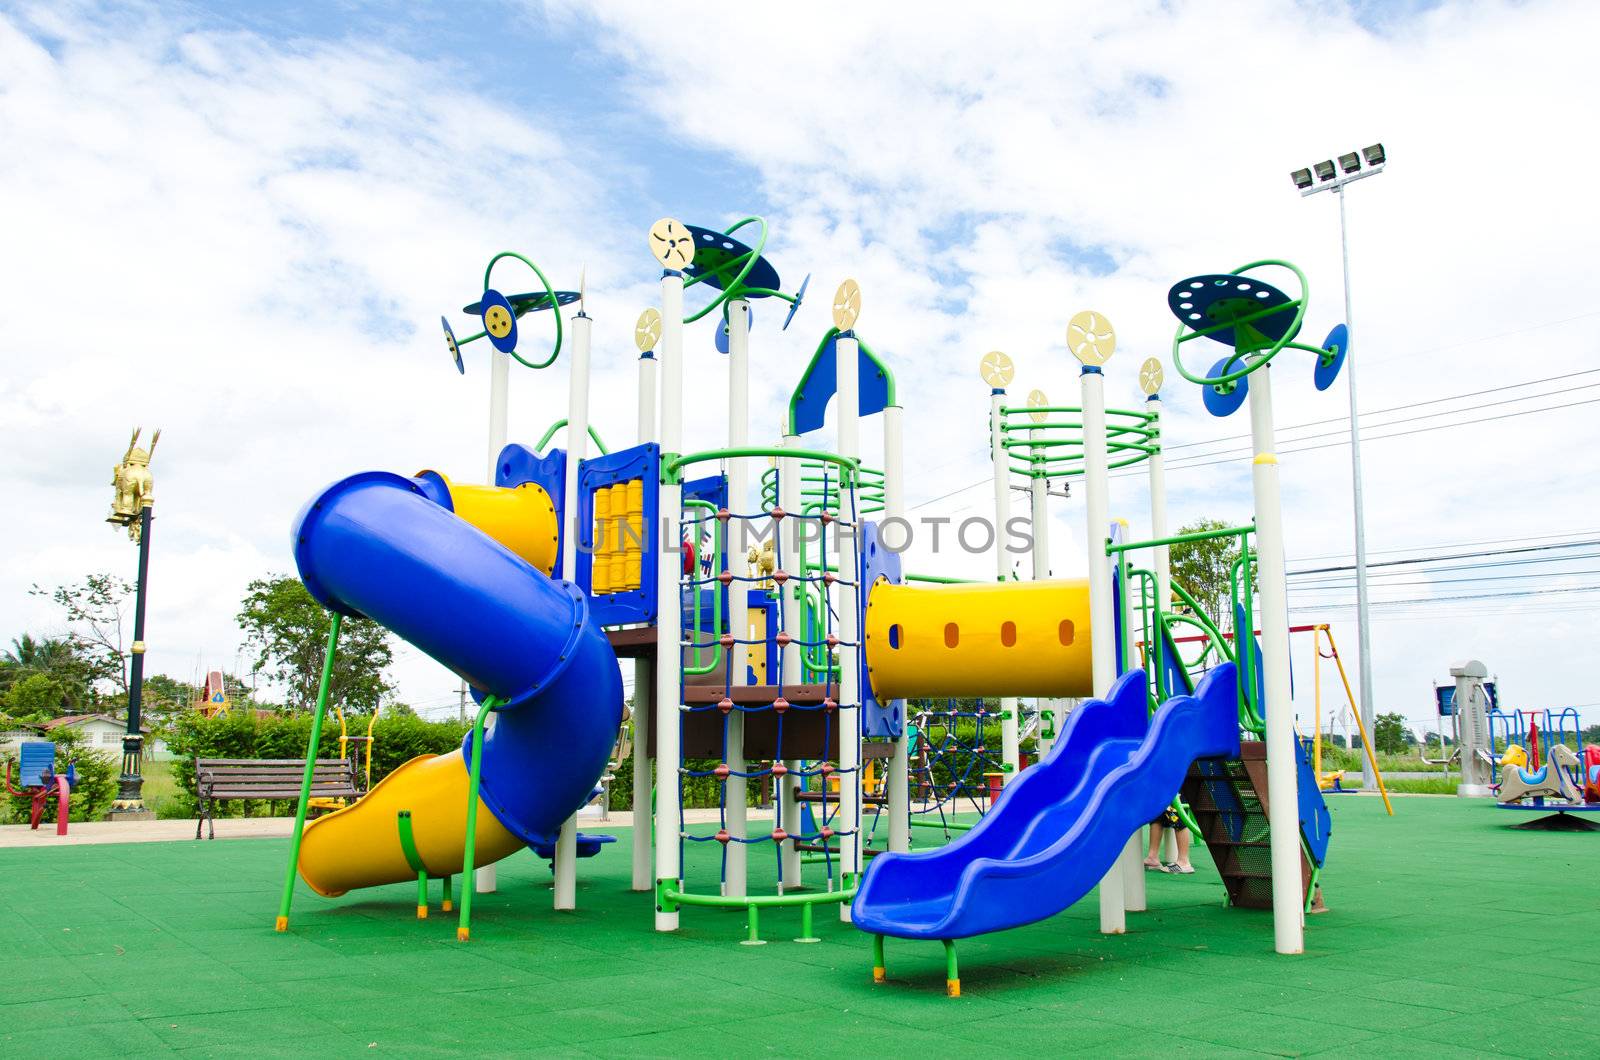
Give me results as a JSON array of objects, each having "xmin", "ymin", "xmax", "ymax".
[
  {"xmin": 534, "ymin": 419, "xmax": 610, "ymax": 455},
  {"xmin": 275, "ymin": 612, "xmax": 342, "ymax": 933},
  {"xmin": 456, "ymin": 694, "xmax": 503, "ymax": 942}
]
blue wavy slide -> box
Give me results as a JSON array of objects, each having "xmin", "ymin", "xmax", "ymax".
[{"xmin": 852, "ymin": 663, "xmax": 1241, "ymax": 940}]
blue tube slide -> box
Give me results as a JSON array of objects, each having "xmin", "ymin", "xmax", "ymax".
[
  {"xmin": 292, "ymin": 471, "xmax": 622, "ymax": 846},
  {"xmin": 853, "ymin": 663, "xmax": 1241, "ymax": 940}
]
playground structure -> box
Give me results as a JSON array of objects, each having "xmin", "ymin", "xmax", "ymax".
[
  {"xmin": 271, "ymin": 221, "xmax": 1377, "ymax": 990},
  {"xmin": 2, "ymin": 741, "xmax": 76, "ymax": 835}
]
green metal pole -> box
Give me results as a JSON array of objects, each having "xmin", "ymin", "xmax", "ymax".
[
  {"xmin": 944, "ymin": 939, "xmax": 960, "ymax": 997},
  {"xmin": 457, "ymin": 696, "xmax": 498, "ymax": 942},
  {"xmin": 442, "ymin": 874, "xmax": 453, "ymax": 913},
  {"xmin": 275, "ymin": 612, "xmax": 342, "ymax": 933},
  {"xmin": 416, "ymin": 870, "xmax": 430, "ymax": 920},
  {"xmin": 872, "ymin": 934, "xmax": 886, "ymax": 983}
]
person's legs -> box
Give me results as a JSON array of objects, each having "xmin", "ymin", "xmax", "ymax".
[
  {"xmin": 1174, "ymin": 824, "xmax": 1193, "ymax": 872},
  {"xmin": 1144, "ymin": 822, "xmax": 1165, "ymax": 867}
]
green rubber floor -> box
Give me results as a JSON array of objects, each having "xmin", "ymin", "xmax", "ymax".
[{"xmin": 2, "ymin": 795, "xmax": 1596, "ymax": 1058}]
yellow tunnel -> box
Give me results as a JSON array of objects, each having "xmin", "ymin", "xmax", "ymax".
[
  {"xmin": 863, "ymin": 580, "xmax": 1093, "ymax": 700},
  {"xmin": 413, "ymin": 470, "xmax": 559, "ymax": 575}
]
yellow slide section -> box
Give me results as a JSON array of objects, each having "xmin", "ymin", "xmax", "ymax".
[
  {"xmin": 864, "ymin": 580, "xmax": 1093, "ymax": 700},
  {"xmin": 297, "ymin": 749, "xmax": 524, "ymax": 898}
]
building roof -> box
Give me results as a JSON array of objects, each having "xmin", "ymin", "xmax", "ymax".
[{"xmin": 42, "ymin": 713, "xmax": 151, "ymax": 734}]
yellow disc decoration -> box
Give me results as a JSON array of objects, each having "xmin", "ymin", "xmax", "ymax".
[
  {"xmin": 1027, "ymin": 388, "xmax": 1050, "ymax": 423},
  {"xmin": 649, "ymin": 218, "xmax": 695, "ymax": 269},
  {"xmin": 978, "ymin": 351, "xmax": 1014, "ymax": 388},
  {"xmin": 485, "ymin": 304, "xmax": 514, "ymax": 340},
  {"xmin": 1139, "ymin": 357, "xmax": 1165, "ymax": 396},
  {"xmin": 832, "ymin": 279, "xmax": 861, "ymax": 331},
  {"xmin": 635, "ymin": 308, "xmax": 662, "ymax": 352},
  {"xmin": 1066, "ymin": 310, "xmax": 1116, "ymax": 366}
]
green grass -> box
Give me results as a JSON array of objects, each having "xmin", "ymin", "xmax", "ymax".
[
  {"xmin": 1, "ymin": 797, "xmax": 1596, "ymax": 1057},
  {"xmin": 1381, "ymin": 777, "xmax": 1458, "ymax": 795},
  {"xmin": 140, "ymin": 760, "xmax": 185, "ymax": 819}
]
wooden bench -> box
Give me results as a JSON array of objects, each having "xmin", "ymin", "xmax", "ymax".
[{"xmin": 194, "ymin": 757, "xmax": 359, "ymax": 839}]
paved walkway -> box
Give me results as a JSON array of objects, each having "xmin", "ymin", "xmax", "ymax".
[{"xmin": 0, "ymin": 807, "xmax": 734, "ymax": 848}]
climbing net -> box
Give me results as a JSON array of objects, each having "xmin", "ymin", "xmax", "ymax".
[
  {"xmin": 674, "ymin": 452, "xmax": 864, "ymax": 897},
  {"xmin": 875, "ymin": 699, "xmax": 1009, "ymax": 844}
]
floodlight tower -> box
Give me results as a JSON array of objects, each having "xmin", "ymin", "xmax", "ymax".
[{"xmin": 1289, "ymin": 143, "xmax": 1387, "ymax": 791}]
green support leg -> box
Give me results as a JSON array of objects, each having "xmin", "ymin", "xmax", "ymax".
[
  {"xmin": 944, "ymin": 939, "xmax": 960, "ymax": 997},
  {"xmin": 742, "ymin": 904, "xmax": 765, "ymax": 945},
  {"xmin": 275, "ymin": 613, "xmax": 342, "ymax": 933},
  {"xmin": 457, "ymin": 698, "xmax": 498, "ymax": 942},
  {"xmin": 441, "ymin": 875, "xmax": 453, "ymax": 913},
  {"xmin": 872, "ymin": 934, "xmax": 886, "ymax": 984},
  {"xmin": 796, "ymin": 900, "xmax": 820, "ymax": 944},
  {"xmin": 416, "ymin": 871, "xmax": 430, "ymax": 920}
]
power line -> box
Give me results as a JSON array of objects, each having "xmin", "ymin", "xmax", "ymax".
[
  {"xmin": 1289, "ymin": 567, "xmax": 1600, "ymax": 591},
  {"xmin": 1289, "ymin": 538, "xmax": 1600, "ymax": 577},
  {"xmin": 1164, "ymin": 381, "xmax": 1600, "ymax": 464},
  {"xmin": 1162, "ymin": 366, "xmax": 1600, "ymax": 454},
  {"xmin": 1289, "ymin": 526, "xmax": 1600, "ymax": 564}
]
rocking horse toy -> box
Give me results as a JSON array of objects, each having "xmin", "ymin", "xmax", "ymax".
[{"xmin": 3, "ymin": 741, "xmax": 77, "ymax": 836}]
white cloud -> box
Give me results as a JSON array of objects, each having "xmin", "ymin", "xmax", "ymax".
[
  {"xmin": 6, "ymin": 0, "xmax": 1600, "ymax": 735},
  {"xmin": 545, "ymin": 0, "xmax": 1600, "ymax": 724}
]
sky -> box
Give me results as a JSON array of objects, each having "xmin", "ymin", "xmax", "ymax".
[{"xmin": 4, "ymin": 0, "xmax": 1599, "ymax": 739}]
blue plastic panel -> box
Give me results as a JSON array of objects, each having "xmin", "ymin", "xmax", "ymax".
[
  {"xmin": 1295, "ymin": 737, "xmax": 1333, "ymax": 866},
  {"xmin": 858, "ymin": 521, "xmax": 904, "ymax": 738},
  {"xmin": 496, "ymin": 444, "xmax": 567, "ymax": 577},
  {"xmin": 789, "ymin": 334, "xmax": 892, "ymax": 435},
  {"xmin": 575, "ymin": 444, "xmax": 660, "ymax": 627}
]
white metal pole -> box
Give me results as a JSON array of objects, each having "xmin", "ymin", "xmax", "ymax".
[
  {"xmin": 1081, "ymin": 364, "xmax": 1123, "ymax": 934},
  {"xmin": 778, "ymin": 431, "xmax": 804, "ymax": 888},
  {"xmin": 654, "ymin": 269, "xmax": 686, "ymax": 932},
  {"xmin": 1028, "ymin": 424, "xmax": 1053, "ymax": 756},
  {"xmin": 724, "ymin": 299, "xmax": 750, "ymax": 898},
  {"xmin": 1247, "ymin": 363, "xmax": 1305, "ymax": 955},
  {"xmin": 475, "ymin": 347, "xmax": 511, "ymax": 896},
  {"xmin": 551, "ymin": 309, "xmax": 592, "ymax": 911},
  {"xmin": 1337, "ymin": 185, "xmax": 1377, "ymax": 792},
  {"xmin": 631, "ymin": 342, "xmax": 658, "ymax": 892},
  {"xmin": 882, "ymin": 404, "xmax": 910, "ymax": 853},
  {"xmin": 989, "ymin": 390, "xmax": 1021, "ymax": 784},
  {"xmin": 836, "ymin": 329, "xmax": 862, "ymax": 920},
  {"xmin": 1147, "ymin": 393, "xmax": 1178, "ymax": 866}
]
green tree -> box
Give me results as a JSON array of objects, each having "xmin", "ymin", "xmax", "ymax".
[
  {"xmin": 237, "ymin": 576, "xmax": 394, "ymax": 712},
  {"xmin": 1169, "ymin": 518, "xmax": 1241, "ymax": 631},
  {"xmin": 1373, "ymin": 712, "xmax": 1410, "ymax": 755},
  {"xmin": 30, "ymin": 574, "xmax": 133, "ymax": 696},
  {"xmin": 1, "ymin": 634, "xmax": 100, "ymax": 717}
]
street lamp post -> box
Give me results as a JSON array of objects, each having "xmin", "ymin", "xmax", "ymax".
[
  {"xmin": 1291, "ymin": 143, "xmax": 1386, "ymax": 791},
  {"xmin": 107, "ymin": 428, "xmax": 158, "ymax": 820}
]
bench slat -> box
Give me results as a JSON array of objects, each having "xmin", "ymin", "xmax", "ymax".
[{"xmin": 196, "ymin": 758, "xmax": 349, "ymax": 767}]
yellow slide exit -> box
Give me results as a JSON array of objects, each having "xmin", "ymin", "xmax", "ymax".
[{"xmin": 297, "ymin": 749, "xmax": 523, "ymax": 898}]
